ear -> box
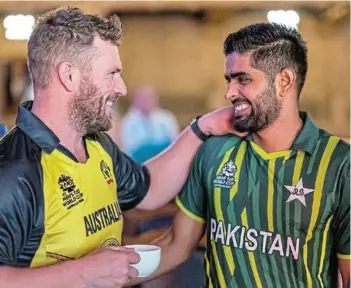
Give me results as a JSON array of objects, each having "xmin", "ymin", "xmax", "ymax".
[
  {"xmin": 57, "ymin": 62, "xmax": 80, "ymax": 92},
  {"xmin": 277, "ymin": 68, "xmax": 296, "ymax": 98}
]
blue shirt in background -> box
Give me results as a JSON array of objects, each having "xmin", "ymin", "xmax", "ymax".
[{"xmin": 0, "ymin": 124, "xmax": 7, "ymax": 138}]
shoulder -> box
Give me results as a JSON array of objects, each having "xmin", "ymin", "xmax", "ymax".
[
  {"xmin": 317, "ymin": 129, "xmax": 350, "ymax": 164},
  {"xmin": 0, "ymin": 127, "xmax": 43, "ymax": 210},
  {"xmin": 202, "ymin": 135, "xmax": 244, "ymax": 155},
  {"xmin": 0, "ymin": 126, "xmax": 43, "ymax": 169},
  {"xmin": 196, "ymin": 135, "xmax": 244, "ymax": 166},
  {"xmin": 314, "ymin": 129, "xmax": 350, "ymax": 181}
]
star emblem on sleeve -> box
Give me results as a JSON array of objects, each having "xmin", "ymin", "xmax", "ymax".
[{"xmin": 285, "ymin": 178, "xmax": 314, "ymax": 207}]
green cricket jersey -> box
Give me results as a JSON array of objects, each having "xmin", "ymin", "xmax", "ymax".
[{"xmin": 176, "ymin": 112, "xmax": 350, "ymax": 288}]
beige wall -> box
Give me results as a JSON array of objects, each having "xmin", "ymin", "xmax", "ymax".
[{"xmin": 0, "ymin": 8, "xmax": 349, "ymax": 137}]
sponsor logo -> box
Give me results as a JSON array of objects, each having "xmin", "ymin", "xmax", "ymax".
[
  {"xmin": 100, "ymin": 160, "xmax": 114, "ymax": 185},
  {"xmin": 84, "ymin": 201, "xmax": 122, "ymax": 237},
  {"xmin": 210, "ymin": 218, "xmax": 300, "ymax": 260},
  {"xmin": 213, "ymin": 160, "xmax": 237, "ymax": 189},
  {"xmin": 58, "ymin": 174, "xmax": 84, "ymax": 210}
]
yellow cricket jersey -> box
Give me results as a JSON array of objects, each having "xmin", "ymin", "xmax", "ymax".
[{"xmin": 0, "ymin": 101, "xmax": 150, "ymax": 267}]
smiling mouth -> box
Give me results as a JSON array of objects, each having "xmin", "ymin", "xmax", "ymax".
[
  {"xmin": 234, "ymin": 103, "xmax": 250, "ymax": 112},
  {"xmin": 106, "ymin": 94, "xmax": 120, "ymax": 109},
  {"xmin": 233, "ymin": 101, "xmax": 252, "ymax": 118}
]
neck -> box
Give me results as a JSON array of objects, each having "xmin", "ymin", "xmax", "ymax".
[
  {"xmin": 31, "ymin": 91, "xmax": 87, "ymax": 162},
  {"xmin": 252, "ymin": 109, "xmax": 303, "ymax": 153}
]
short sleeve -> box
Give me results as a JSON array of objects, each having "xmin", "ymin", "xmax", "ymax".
[
  {"xmin": 333, "ymin": 158, "xmax": 350, "ymax": 259},
  {"xmin": 0, "ymin": 173, "xmax": 34, "ymax": 266},
  {"xmin": 176, "ymin": 145, "xmax": 207, "ymax": 223},
  {"xmin": 114, "ymin": 148, "xmax": 150, "ymax": 211},
  {"xmin": 96, "ymin": 133, "xmax": 150, "ymax": 211}
]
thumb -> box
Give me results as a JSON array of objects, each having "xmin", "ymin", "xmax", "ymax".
[{"xmin": 105, "ymin": 245, "xmax": 135, "ymax": 253}]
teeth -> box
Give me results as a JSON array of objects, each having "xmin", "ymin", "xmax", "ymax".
[{"xmin": 235, "ymin": 104, "xmax": 249, "ymax": 111}]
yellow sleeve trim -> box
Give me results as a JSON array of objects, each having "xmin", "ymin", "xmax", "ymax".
[
  {"xmin": 175, "ymin": 196, "xmax": 206, "ymax": 224},
  {"xmin": 337, "ymin": 254, "xmax": 351, "ymax": 260}
]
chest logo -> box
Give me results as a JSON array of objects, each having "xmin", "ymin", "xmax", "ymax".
[
  {"xmin": 285, "ymin": 178, "xmax": 314, "ymax": 207},
  {"xmin": 100, "ymin": 160, "xmax": 114, "ymax": 185},
  {"xmin": 58, "ymin": 174, "xmax": 85, "ymax": 210},
  {"xmin": 101, "ymin": 238, "xmax": 120, "ymax": 247},
  {"xmin": 213, "ymin": 160, "xmax": 237, "ymax": 189}
]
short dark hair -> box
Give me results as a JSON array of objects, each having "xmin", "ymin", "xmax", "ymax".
[
  {"xmin": 28, "ymin": 6, "xmax": 123, "ymax": 89},
  {"xmin": 223, "ymin": 23, "xmax": 308, "ymax": 98}
]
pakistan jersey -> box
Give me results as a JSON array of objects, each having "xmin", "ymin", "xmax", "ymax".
[{"xmin": 176, "ymin": 112, "xmax": 350, "ymax": 287}]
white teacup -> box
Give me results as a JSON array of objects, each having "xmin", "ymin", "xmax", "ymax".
[{"xmin": 124, "ymin": 244, "xmax": 161, "ymax": 277}]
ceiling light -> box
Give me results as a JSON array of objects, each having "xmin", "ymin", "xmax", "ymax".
[
  {"xmin": 3, "ymin": 14, "xmax": 35, "ymax": 40},
  {"xmin": 267, "ymin": 10, "xmax": 300, "ymax": 29}
]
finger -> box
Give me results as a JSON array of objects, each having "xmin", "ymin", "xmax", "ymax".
[
  {"xmin": 232, "ymin": 131, "xmax": 248, "ymax": 137},
  {"xmin": 128, "ymin": 265, "xmax": 139, "ymax": 279},
  {"xmin": 127, "ymin": 251, "xmax": 141, "ymax": 264},
  {"xmin": 105, "ymin": 246, "xmax": 134, "ymax": 253}
]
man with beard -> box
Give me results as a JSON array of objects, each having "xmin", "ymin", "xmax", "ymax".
[
  {"xmin": 0, "ymin": 7, "xmax": 243, "ymax": 288},
  {"xmin": 133, "ymin": 23, "xmax": 350, "ymax": 288}
]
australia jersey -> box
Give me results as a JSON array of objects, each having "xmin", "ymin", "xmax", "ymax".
[
  {"xmin": 0, "ymin": 102, "xmax": 150, "ymax": 267},
  {"xmin": 176, "ymin": 113, "xmax": 350, "ymax": 287}
]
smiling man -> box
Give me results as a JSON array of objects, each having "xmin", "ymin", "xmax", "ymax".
[
  {"xmin": 0, "ymin": 7, "xmax": 242, "ymax": 288},
  {"xmin": 134, "ymin": 23, "xmax": 350, "ymax": 288}
]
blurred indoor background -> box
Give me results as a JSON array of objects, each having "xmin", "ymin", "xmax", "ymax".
[
  {"xmin": 0, "ymin": 1, "xmax": 349, "ymax": 287},
  {"xmin": 0, "ymin": 1, "xmax": 350, "ymax": 138}
]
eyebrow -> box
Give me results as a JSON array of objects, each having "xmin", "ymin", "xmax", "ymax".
[
  {"xmin": 224, "ymin": 71, "xmax": 251, "ymax": 80},
  {"xmin": 110, "ymin": 68, "xmax": 122, "ymax": 74}
]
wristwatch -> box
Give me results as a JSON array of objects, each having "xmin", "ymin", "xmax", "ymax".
[{"xmin": 190, "ymin": 116, "xmax": 211, "ymax": 142}]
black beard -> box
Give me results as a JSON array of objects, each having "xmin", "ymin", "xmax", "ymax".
[{"xmin": 231, "ymin": 86, "xmax": 281, "ymax": 133}]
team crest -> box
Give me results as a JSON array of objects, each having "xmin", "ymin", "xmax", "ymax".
[
  {"xmin": 100, "ymin": 160, "xmax": 114, "ymax": 184},
  {"xmin": 58, "ymin": 174, "xmax": 84, "ymax": 210},
  {"xmin": 101, "ymin": 238, "xmax": 120, "ymax": 247},
  {"xmin": 213, "ymin": 160, "xmax": 237, "ymax": 189},
  {"xmin": 285, "ymin": 178, "xmax": 314, "ymax": 207}
]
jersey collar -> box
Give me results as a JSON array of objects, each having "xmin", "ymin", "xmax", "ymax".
[
  {"xmin": 16, "ymin": 101, "xmax": 60, "ymax": 154},
  {"xmin": 245, "ymin": 112, "xmax": 319, "ymax": 155},
  {"xmin": 290, "ymin": 112, "xmax": 319, "ymax": 155}
]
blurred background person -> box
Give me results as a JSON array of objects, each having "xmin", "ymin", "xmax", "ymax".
[
  {"xmin": 121, "ymin": 85, "xmax": 179, "ymax": 164},
  {"xmin": 120, "ymin": 86, "xmax": 179, "ymax": 284},
  {"xmin": 0, "ymin": 122, "xmax": 7, "ymax": 137}
]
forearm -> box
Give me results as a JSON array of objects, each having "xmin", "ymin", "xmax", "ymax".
[
  {"xmin": 0, "ymin": 260, "xmax": 84, "ymax": 288},
  {"xmin": 338, "ymin": 259, "xmax": 350, "ymax": 288},
  {"xmin": 143, "ymin": 126, "xmax": 203, "ymax": 209}
]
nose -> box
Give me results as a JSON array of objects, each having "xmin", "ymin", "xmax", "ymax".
[
  {"xmin": 224, "ymin": 82, "xmax": 239, "ymax": 102},
  {"xmin": 114, "ymin": 74, "xmax": 127, "ymax": 96}
]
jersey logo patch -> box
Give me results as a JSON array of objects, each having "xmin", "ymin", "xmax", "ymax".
[
  {"xmin": 101, "ymin": 238, "xmax": 120, "ymax": 247},
  {"xmin": 213, "ymin": 160, "xmax": 237, "ymax": 189},
  {"xmin": 285, "ymin": 178, "xmax": 314, "ymax": 207},
  {"xmin": 100, "ymin": 160, "xmax": 114, "ymax": 184},
  {"xmin": 58, "ymin": 174, "xmax": 85, "ymax": 210}
]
